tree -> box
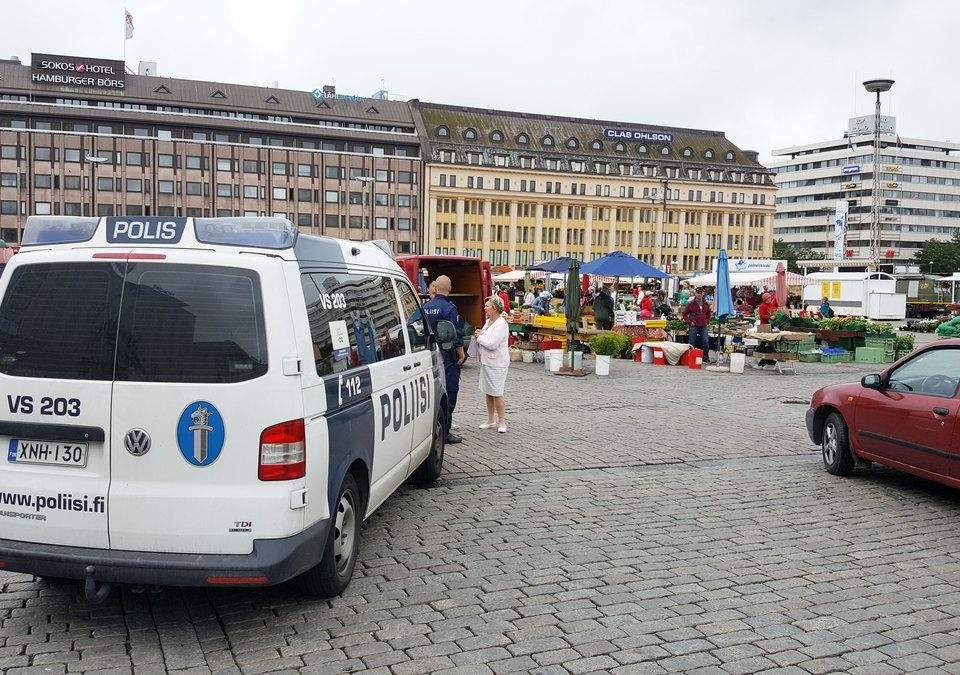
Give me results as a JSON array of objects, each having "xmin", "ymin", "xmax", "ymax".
[
  {"xmin": 772, "ymin": 239, "xmax": 824, "ymax": 273},
  {"xmin": 914, "ymin": 231, "xmax": 960, "ymax": 275}
]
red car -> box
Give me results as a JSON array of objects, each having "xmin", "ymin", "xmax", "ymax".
[{"xmin": 806, "ymin": 339, "xmax": 960, "ymax": 484}]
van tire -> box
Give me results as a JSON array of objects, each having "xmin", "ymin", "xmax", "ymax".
[
  {"xmin": 412, "ymin": 413, "xmax": 445, "ymax": 484},
  {"xmin": 296, "ymin": 473, "xmax": 360, "ymax": 597}
]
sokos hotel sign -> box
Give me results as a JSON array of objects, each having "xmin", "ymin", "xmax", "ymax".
[{"xmin": 31, "ymin": 53, "xmax": 125, "ymax": 90}]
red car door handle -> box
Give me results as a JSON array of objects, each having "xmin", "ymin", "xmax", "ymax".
[{"xmin": 934, "ymin": 407, "xmax": 950, "ymax": 416}]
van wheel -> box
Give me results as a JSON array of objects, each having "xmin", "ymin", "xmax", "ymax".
[
  {"xmin": 296, "ymin": 473, "xmax": 360, "ymax": 597},
  {"xmin": 822, "ymin": 412, "xmax": 855, "ymax": 477},
  {"xmin": 412, "ymin": 413, "xmax": 445, "ymax": 484}
]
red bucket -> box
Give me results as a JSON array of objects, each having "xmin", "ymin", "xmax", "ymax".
[
  {"xmin": 652, "ymin": 348, "xmax": 666, "ymax": 366},
  {"xmin": 688, "ymin": 348, "xmax": 703, "ymax": 370}
]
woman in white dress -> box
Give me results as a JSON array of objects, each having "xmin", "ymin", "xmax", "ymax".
[{"xmin": 474, "ymin": 295, "xmax": 510, "ymax": 433}]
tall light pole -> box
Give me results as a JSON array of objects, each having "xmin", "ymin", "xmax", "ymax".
[
  {"xmin": 354, "ymin": 175, "xmax": 376, "ymax": 241},
  {"xmin": 863, "ymin": 78, "xmax": 894, "ymax": 268},
  {"xmin": 83, "ymin": 153, "xmax": 108, "ymax": 217}
]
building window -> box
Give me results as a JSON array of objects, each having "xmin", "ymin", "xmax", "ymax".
[
  {"xmin": 97, "ymin": 177, "xmax": 114, "ymax": 191},
  {"xmin": 567, "ymin": 137, "xmax": 579, "ymax": 149},
  {"xmin": 637, "ymin": 145, "xmax": 647, "ymax": 154},
  {"xmin": 324, "ymin": 190, "xmax": 339, "ymax": 204},
  {"xmin": 64, "ymin": 202, "xmax": 82, "ymax": 215},
  {"xmin": 34, "ymin": 147, "xmax": 52, "ymax": 161},
  {"xmin": 682, "ymin": 147, "xmax": 693, "ymax": 158},
  {"xmin": 490, "ymin": 130, "xmax": 503, "ymax": 142},
  {"xmin": 126, "ymin": 179, "xmax": 143, "ymax": 193},
  {"xmin": 495, "ymin": 154, "xmax": 508, "ymax": 167},
  {"xmin": 97, "ymin": 204, "xmax": 114, "ymax": 217},
  {"xmin": 0, "ymin": 201, "xmax": 16, "ymax": 215},
  {"xmin": 272, "ymin": 187, "xmax": 287, "ymax": 200},
  {"xmin": 324, "ymin": 166, "xmax": 341, "ymax": 179},
  {"xmin": 126, "ymin": 152, "xmax": 143, "ymax": 166},
  {"xmin": 158, "ymin": 154, "xmax": 174, "ymax": 168},
  {"xmin": 64, "ymin": 149, "xmax": 81, "ymax": 163},
  {"xmin": 541, "ymin": 135, "xmax": 554, "ymax": 147},
  {"xmin": 242, "ymin": 185, "xmax": 258, "ymax": 199},
  {"xmin": 375, "ymin": 217, "xmax": 388, "ymax": 229},
  {"xmin": 273, "ymin": 162, "xmax": 288, "ymax": 176},
  {"xmin": 185, "ymin": 182, "xmax": 202, "ymax": 196},
  {"xmin": 0, "ymin": 173, "xmax": 15, "ymax": 187},
  {"xmin": 34, "ymin": 174, "xmax": 53, "ymax": 188},
  {"xmin": 463, "ymin": 128, "xmax": 477, "ymax": 140},
  {"xmin": 725, "ymin": 151, "xmax": 735, "ymax": 161},
  {"xmin": 398, "ymin": 194, "xmax": 411, "ymax": 207},
  {"xmin": 704, "ymin": 149, "xmax": 715, "ymax": 159},
  {"xmin": 324, "ymin": 214, "xmax": 340, "ymax": 229},
  {"xmin": 158, "ymin": 181, "xmax": 174, "ymax": 194},
  {"xmin": 591, "ymin": 140, "xmax": 603, "ymax": 151},
  {"xmin": 517, "ymin": 133, "xmax": 529, "ymax": 145},
  {"xmin": 349, "ymin": 192, "xmax": 364, "ymax": 205},
  {"xmin": 376, "ymin": 169, "xmax": 390, "ymax": 182},
  {"xmin": 615, "ymin": 142, "xmax": 625, "ymax": 152},
  {"xmin": 34, "ymin": 202, "xmax": 51, "ymax": 215},
  {"xmin": 436, "ymin": 125, "xmax": 449, "ymax": 138},
  {"xmin": 186, "ymin": 156, "xmax": 202, "ymax": 170},
  {"xmin": 660, "ymin": 147, "xmax": 670, "ymax": 156},
  {"xmin": 243, "ymin": 160, "xmax": 260, "ymax": 174},
  {"xmin": 439, "ymin": 174, "xmax": 447, "ymax": 187},
  {"xmin": 398, "ymin": 171, "xmax": 414, "ymax": 184},
  {"xmin": 349, "ymin": 216, "xmax": 364, "ymax": 228},
  {"xmin": 217, "ymin": 183, "xmax": 232, "ymax": 197},
  {"xmin": 398, "ymin": 218, "xmax": 411, "ymax": 230},
  {"xmin": 217, "ymin": 158, "xmax": 233, "ymax": 171}
]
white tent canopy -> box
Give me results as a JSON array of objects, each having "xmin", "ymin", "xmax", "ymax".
[{"xmin": 684, "ymin": 271, "xmax": 815, "ymax": 287}]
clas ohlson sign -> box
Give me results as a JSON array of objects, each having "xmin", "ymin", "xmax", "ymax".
[
  {"xmin": 31, "ymin": 53, "xmax": 125, "ymax": 90},
  {"xmin": 603, "ymin": 128, "xmax": 674, "ymax": 143}
]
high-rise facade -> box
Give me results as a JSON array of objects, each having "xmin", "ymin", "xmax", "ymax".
[{"xmin": 771, "ymin": 131, "xmax": 960, "ymax": 266}]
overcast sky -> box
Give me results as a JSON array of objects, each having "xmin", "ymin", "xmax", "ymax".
[{"xmin": 6, "ymin": 1, "xmax": 959, "ymax": 163}]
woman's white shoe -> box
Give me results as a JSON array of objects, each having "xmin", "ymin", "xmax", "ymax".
[
  {"xmin": 478, "ymin": 422, "xmax": 497, "ymax": 430},
  {"xmin": 497, "ymin": 424, "xmax": 507, "ymax": 433}
]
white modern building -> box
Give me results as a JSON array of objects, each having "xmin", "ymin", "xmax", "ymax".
[{"xmin": 771, "ymin": 126, "xmax": 960, "ymax": 268}]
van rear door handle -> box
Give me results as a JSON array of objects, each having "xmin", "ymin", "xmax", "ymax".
[
  {"xmin": 403, "ymin": 364, "xmax": 412, "ymax": 371},
  {"xmin": 934, "ymin": 407, "xmax": 950, "ymax": 416},
  {"xmin": 414, "ymin": 362, "xmax": 422, "ymax": 367}
]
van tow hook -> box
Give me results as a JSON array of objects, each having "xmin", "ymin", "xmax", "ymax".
[{"xmin": 83, "ymin": 566, "xmax": 112, "ymax": 604}]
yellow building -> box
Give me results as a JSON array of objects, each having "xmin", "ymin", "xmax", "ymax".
[{"xmin": 412, "ymin": 102, "xmax": 776, "ymax": 275}]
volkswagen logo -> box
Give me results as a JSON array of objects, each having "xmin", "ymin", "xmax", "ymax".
[{"xmin": 124, "ymin": 428, "xmax": 151, "ymax": 456}]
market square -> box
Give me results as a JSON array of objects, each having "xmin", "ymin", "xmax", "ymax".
[{"xmin": 6, "ymin": 341, "xmax": 960, "ymax": 674}]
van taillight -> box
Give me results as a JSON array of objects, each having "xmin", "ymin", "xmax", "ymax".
[{"xmin": 258, "ymin": 419, "xmax": 305, "ymax": 481}]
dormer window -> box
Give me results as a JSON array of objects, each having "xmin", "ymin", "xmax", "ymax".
[
  {"xmin": 490, "ymin": 130, "xmax": 504, "ymax": 142},
  {"xmin": 463, "ymin": 128, "xmax": 477, "ymax": 140},
  {"xmin": 517, "ymin": 132, "xmax": 529, "ymax": 145},
  {"xmin": 704, "ymin": 148, "xmax": 715, "ymax": 159},
  {"xmin": 615, "ymin": 142, "xmax": 625, "ymax": 152},
  {"xmin": 541, "ymin": 135, "xmax": 554, "ymax": 147},
  {"xmin": 682, "ymin": 147, "xmax": 693, "ymax": 158},
  {"xmin": 725, "ymin": 151, "xmax": 735, "ymax": 161},
  {"xmin": 567, "ymin": 137, "xmax": 579, "ymax": 149},
  {"xmin": 436, "ymin": 125, "xmax": 449, "ymax": 138}
]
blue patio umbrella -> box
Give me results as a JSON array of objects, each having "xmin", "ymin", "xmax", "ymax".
[
  {"xmin": 714, "ymin": 249, "xmax": 734, "ymax": 364},
  {"xmin": 581, "ymin": 251, "xmax": 671, "ymax": 307},
  {"xmin": 530, "ymin": 256, "xmax": 581, "ymax": 273}
]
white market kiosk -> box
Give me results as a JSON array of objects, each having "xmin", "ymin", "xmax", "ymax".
[{"xmin": 802, "ymin": 271, "xmax": 906, "ymax": 319}]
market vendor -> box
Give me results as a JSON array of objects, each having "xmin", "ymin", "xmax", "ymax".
[
  {"xmin": 758, "ymin": 292, "xmax": 779, "ymax": 322},
  {"xmin": 639, "ymin": 290, "xmax": 655, "ymax": 318}
]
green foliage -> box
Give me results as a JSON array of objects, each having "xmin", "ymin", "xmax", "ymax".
[
  {"xmin": 865, "ymin": 321, "xmax": 894, "ymax": 335},
  {"xmin": 589, "ymin": 331, "xmax": 631, "ymax": 356},
  {"xmin": 770, "ymin": 310, "xmax": 791, "ymax": 329},
  {"xmin": 913, "ymin": 231, "xmax": 960, "ymax": 275},
  {"xmin": 667, "ymin": 318, "xmax": 687, "ymax": 332},
  {"xmin": 893, "ymin": 334, "xmax": 915, "ymax": 352},
  {"xmin": 772, "ymin": 239, "xmax": 825, "ymax": 273}
]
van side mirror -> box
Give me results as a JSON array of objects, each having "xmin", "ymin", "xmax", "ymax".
[
  {"xmin": 861, "ymin": 373, "xmax": 883, "ymax": 389},
  {"xmin": 434, "ymin": 320, "xmax": 457, "ymax": 350}
]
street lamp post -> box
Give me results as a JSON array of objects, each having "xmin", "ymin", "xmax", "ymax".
[
  {"xmin": 354, "ymin": 175, "xmax": 376, "ymax": 241},
  {"xmin": 863, "ymin": 78, "xmax": 894, "ymax": 268},
  {"xmin": 83, "ymin": 153, "xmax": 108, "ymax": 218}
]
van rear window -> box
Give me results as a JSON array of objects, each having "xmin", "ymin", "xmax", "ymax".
[
  {"xmin": 117, "ymin": 265, "xmax": 267, "ymax": 383},
  {"xmin": 0, "ymin": 263, "xmax": 122, "ymax": 380},
  {"xmin": 0, "ymin": 262, "xmax": 267, "ymax": 383}
]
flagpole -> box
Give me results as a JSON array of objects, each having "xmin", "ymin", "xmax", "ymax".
[{"xmin": 122, "ymin": 9, "xmax": 126, "ymax": 65}]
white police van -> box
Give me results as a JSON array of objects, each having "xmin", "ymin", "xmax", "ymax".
[{"xmin": 0, "ymin": 216, "xmax": 455, "ymax": 602}]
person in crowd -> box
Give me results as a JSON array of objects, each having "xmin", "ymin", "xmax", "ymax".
[
  {"xmin": 423, "ymin": 275, "xmax": 466, "ymax": 443},
  {"xmin": 552, "ymin": 281, "xmax": 565, "ymax": 299},
  {"xmin": 497, "ymin": 285, "xmax": 511, "ymax": 313},
  {"xmin": 594, "ymin": 285, "xmax": 615, "ymax": 330},
  {"xmin": 678, "ymin": 283, "xmax": 690, "ymax": 307},
  {"xmin": 427, "ymin": 281, "xmax": 437, "ymax": 301},
  {"xmin": 758, "ymin": 292, "xmax": 779, "ymax": 323},
  {"xmin": 475, "ymin": 296, "xmax": 510, "ymax": 433},
  {"xmin": 820, "ymin": 297, "xmax": 834, "ymax": 318},
  {"xmin": 682, "ymin": 287, "xmax": 711, "ymax": 361},
  {"xmin": 523, "ymin": 285, "xmax": 536, "ymax": 308},
  {"xmin": 532, "ymin": 288, "xmax": 553, "ymax": 315},
  {"xmin": 639, "ymin": 290, "xmax": 655, "ymax": 318}
]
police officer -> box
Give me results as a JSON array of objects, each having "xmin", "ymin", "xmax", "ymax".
[{"xmin": 423, "ymin": 275, "xmax": 465, "ymax": 444}]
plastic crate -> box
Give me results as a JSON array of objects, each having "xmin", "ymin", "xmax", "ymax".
[
  {"xmin": 855, "ymin": 347, "xmax": 887, "ymax": 364},
  {"xmin": 798, "ymin": 351, "xmax": 822, "ymax": 362},
  {"xmin": 822, "ymin": 351, "xmax": 853, "ymax": 364},
  {"xmin": 865, "ymin": 336, "xmax": 895, "ymax": 350}
]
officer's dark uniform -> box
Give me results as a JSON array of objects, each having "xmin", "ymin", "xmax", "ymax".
[{"xmin": 423, "ymin": 293, "xmax": 464, "ymax": 436}]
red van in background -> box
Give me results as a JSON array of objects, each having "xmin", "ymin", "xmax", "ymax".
[{"xmin": 396, "ymin": 255, "xmax": 492, "ymax": 331}]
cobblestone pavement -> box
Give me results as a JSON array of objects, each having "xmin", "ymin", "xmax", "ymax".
[{"xmin": 4, "ymin": 333, "xmax": 959, "ymax": 674}]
